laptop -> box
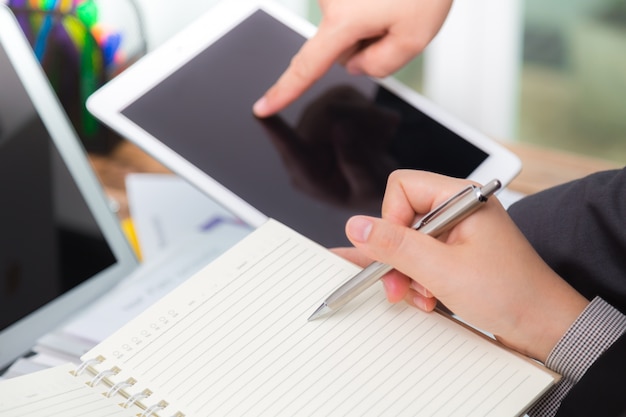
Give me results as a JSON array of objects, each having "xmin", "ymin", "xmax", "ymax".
[{"xmin": 0, "ymin": 5, "xmax": 139, "ymax": 371}]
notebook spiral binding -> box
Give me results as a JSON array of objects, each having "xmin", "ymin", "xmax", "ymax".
[{"xmin": 72, "ymin": 355, "xmax": 185, "ymax": 417}]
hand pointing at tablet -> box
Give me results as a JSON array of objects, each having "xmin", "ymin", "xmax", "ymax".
[{"xmin": 252, "ymin": 0, "xmax": 453, "ymax": 117}]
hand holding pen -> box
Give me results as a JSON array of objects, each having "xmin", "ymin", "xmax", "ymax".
[
  {"xmin": 322, "ymin": 171, "xmax": 589, "ymax": 363},
  {"xmin": 309, "ymin": 177, "xmax": 501, "ymax": 320}
]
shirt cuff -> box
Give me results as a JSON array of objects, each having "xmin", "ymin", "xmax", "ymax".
[{"xmin": 546, "ymin": 296, "xmax": 626, "ymax": 383}]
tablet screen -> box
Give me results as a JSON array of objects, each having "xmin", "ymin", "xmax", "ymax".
[{"xmin": 121, "ymin": 10, "xmax": 488, "ymax": 247}]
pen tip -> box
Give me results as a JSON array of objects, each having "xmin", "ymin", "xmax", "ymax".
[{"xmin": 307, "ymin": 303, "xmax": 330, "ymax": 321}]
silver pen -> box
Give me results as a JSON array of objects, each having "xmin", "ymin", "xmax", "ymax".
[{"xmin": 308, "ymin": 179, "xmax": 502, "ymax": 321}]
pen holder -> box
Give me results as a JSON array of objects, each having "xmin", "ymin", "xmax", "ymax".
[{"xmin": 6, "ymin": 0, "xmax": 147, "ymax": 153}]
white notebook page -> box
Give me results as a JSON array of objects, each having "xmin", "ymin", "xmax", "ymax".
[
  {"xmin": 83, "ymin": 219, "xmax": 557, "ymax": 417},
  {"xmin": 0, "ymin": 363, "xmax": 137, "ymax": 417}
]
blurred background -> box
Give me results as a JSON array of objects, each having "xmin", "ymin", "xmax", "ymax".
[{"xmin": 4, "ymin": 0, "xmax": 624, "ymax": 163}]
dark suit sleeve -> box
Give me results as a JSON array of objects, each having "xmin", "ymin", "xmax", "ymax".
[
  {"xmin": 507, "ymin": 167, "xmax": 626, "ymax": 313},
  {"xmin": 555, "ymin": 332, "xmax": 626, "ymax": 417},
  {"xmin": 507, "ymin": 167, "xmax": 626, "ymax": 416}
]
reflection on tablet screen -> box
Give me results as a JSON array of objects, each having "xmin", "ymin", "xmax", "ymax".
[{"xmin": 121, "ymin": 10, "xmax": 487, "ymax": 247}]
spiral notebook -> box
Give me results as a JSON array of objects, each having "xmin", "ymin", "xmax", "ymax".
[{"xmin": 0, "ymin": 219, "xmax": 559, "ymax": 417}]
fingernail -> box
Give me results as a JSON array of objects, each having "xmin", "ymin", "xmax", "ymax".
[
  {"xmin": 252, "ymin": 97, "xmax": 267, "ymax": 116},
  {"xmin": 346, "ymin": 64, "xmax": 364, "ymax": 76},
  {"xmin": 346, "ymin": 67, "xmax": 365, "ymax": 75},
  {"xmin": 347, "ymin": 216, "xmax": 373, "ymax": 243},
  {"xmin": 413, "ymin": 296, "xmax": 427, "ymax": 311}
]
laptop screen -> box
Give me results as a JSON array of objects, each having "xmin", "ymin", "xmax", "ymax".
[
  {"xmin": 0, "ymin": 6, "xmax": 137, "ymax": 370},
  {"xmin": 0, "ymin": 51, "xmax": 113, "ymax": 328}
]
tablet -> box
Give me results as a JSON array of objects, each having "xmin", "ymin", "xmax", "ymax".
[{"xmin": 88, "ymin": 0, "xmax": 521, "ymax": 247}]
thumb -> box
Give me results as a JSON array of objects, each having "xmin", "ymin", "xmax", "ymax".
[{"xmin": 345, "ymin": 215, "xmax": 443, "ymax": 278}]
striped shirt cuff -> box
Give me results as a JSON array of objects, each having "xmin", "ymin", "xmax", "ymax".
[
  {"xmin": 547, "ymin": 296, "xmax": 626, "ymax": 381},
  {"xmin": 528, "ymin": 296, "xmax": 626, "ymax": 417}
]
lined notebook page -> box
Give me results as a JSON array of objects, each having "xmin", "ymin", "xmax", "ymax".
[
  {"xmin": 0, "ymin": 363, "xmax": 137, "ymax": 417},
  {"xmin": 84, "ymin": 219, "xmax": 557, "ymax": 417}
]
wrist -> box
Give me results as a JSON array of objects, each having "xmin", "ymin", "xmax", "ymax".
[{"xmin": 499, "ymin": 277, "xmax": 589, "ymax": 363}]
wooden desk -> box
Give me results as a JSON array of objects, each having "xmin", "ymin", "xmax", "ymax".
[
  {"xmin": 89, "ymin": 140, "xmax": 171, "ymax": 220},
  {"xmin": 89, "ymin": 139, "xmax": 623, "ymax": 221},
  {"xmin": 504, "ymin": 141, "xmax": 623, "ymax": 195}
]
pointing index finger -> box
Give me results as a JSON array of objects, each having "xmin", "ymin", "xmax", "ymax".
[{"xmin": 252, "ymin": 24, "xmax": 356, "ymax": 117}]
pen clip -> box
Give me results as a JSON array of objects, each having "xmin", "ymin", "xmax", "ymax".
[{"xmin": 411, "ymin": 185, "xmax": 477, "ymax": 230}]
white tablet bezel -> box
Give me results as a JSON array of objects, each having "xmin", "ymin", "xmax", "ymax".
[
  {"xmin": 0, "ymin": 5, "xmax": 138, "ymax": 370},
  {"xmin": 87, "ymin": 0, "xmax": 521, "ymax": 228}
]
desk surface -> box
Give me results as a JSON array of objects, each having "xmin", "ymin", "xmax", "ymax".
[
  {"xmin": 504, "ymin": 141, "xmax": 622, "ymax": 196},
  {"xmin": 89, "ymin": 139, "xmax": 623, "ymax": 221}
]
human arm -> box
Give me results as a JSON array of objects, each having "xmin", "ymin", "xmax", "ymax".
[
  {"xmin": 508, "ymin": 168, "xmax": 626, "ymax": 314},
  {"xmin": 507, "ymin": 167, "xmax": 626, "ymax": 416},
  {"xmin": 335, "ymin": 170, "xmax": 590, "ymax": 363},
  {"xmin": 252, "ymin": 0, "xmax": 453, "ymax": 117}
]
